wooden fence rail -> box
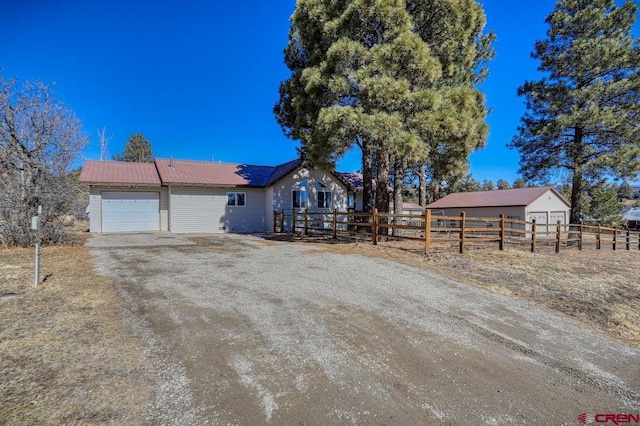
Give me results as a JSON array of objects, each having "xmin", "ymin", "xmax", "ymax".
[{"xmin": 273, "ymin": 209, "xmax": 640, "ymax": 255}]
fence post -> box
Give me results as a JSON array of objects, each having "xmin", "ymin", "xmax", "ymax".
[
  {"xmin": 626, "ymin": 229, "xmax": 630, "ymax": 250},
  {"xmin": 578, "ymin": 221, "xmax": 583, "ymax": 250},
  {"xmin": 459, "ymin": 211, "xmax": 466, "ymax": 254},
  {"xmin": 613, "ymin": 228, "xmax": 617, "ymax": 250},
  {"xmin": 424, "ymin": 209, "xmax": 431, "ymax": 255},
  {"xmin": 304, "ymin": 208, "xmax": 309, "ymax": 235},
  {"xmin": 291, "ymin": 209, "xmax": 295, "ymax": 233},
  {"xmin": 555, "ymin": 220, "xmax": 561, "ymax": 253},
  {"xmin": 597, "ymin": 225, "xmax": 601, "ymax": 249},
  {"xmin": 531, "ymin": 219, "xmax": 537, "ymax": 252},
  {"xmin": 332, "ymin": 208, "xmax": 337, "ymax": 239},
  {"xmin": 372, "ymin": 209, "xmax": 378, "ymax": 245},
  {"xmin": 499, "ymin": 214, "xmax": 505, "ymax": 251},
  {"xmin": 280, "ymin": 210, "xmax": 285, "ymax": 233}
]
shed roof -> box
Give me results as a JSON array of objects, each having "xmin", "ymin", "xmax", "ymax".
[
  {"xmin": 390, "ymin": 202, "xmax": 424, "ymax": 211},
  {"xmin": 78, "ymin": 160, "xmax": 161, "ymax": 186},
  {"xmin": 622, "ymin": 207, "xmax": 640, "ymax": 221},
  {"xmin": 426, "ymin": 186, "xmax": 570, "ymax": 209}
]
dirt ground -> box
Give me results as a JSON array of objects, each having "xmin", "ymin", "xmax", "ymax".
[
  {"xmin": 1, "ymin": 232, "xmax": 639, "ymax": 425},
  {"xmin": 0, "ymin": 242, "xmax": 150, "ymax": 425},
  {"xmin": 280, "ymin": 234, "xmax": 640, "ymax": 348}
]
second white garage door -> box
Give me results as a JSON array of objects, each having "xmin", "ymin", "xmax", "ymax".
[{"xmin": 102, "ymin": 192, "xmax": 159, "ymax": 232}]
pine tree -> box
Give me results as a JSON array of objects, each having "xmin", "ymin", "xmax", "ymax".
[
  {"xmin": 275, "ymin": 0, "xmax": 492, "ymax": 212},
  {"xmin": 513, "ymin": 178, "xmax": 526, "ymax": 188},
  {"xmin": 482, "ymin": 179, "xmax": 495, "ymax": 191},
  {"xmin": 618, "ymin": 180, "xmax": 634, "ymax": 199},
  {"xmin": 509, "ymin": 0, "xmax": 640, "ymax": 223},
  {"xmin": 113, "ymin": 134, "xmax": 153, "ymax": 163},
  {"xmin": 584, "ymin": 182, "xmax": 623, "ymax": 226},
  {"xmin": 497, "ymin": 179, "xmax": 511, "ymax": 190}
]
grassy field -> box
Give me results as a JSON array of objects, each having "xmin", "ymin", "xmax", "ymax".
[
  {"xmin": 0, "ymin": 241, "xmax": 150, "ymax": 425},
  {"xmin": 1, "ymin": 233, "xmax": 638, "ymax": 424}
]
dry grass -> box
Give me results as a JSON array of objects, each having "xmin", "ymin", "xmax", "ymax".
[
  {"xmin": 0, "ymin": 238, "xmax": 150, "ymax": 425},
  {"xmin": 268, "ymin": 233, "xmax": 640, "ymax": 348}
]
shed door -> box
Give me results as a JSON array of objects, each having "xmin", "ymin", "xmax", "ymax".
[{"xmin": 102, "ymin": 192, "xmax": 159, "ymax": 232}]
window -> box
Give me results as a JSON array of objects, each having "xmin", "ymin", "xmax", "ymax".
[
  {"xmin": 227, "ymin": 192, "xmax": 246, "ymax": 207},
  {"xmin": 348, "ymin": 193, "xmax": 355, "ymax": 209},
  {"xmin": 316, "ymin": 181, "xmax": 332, "ymax": 209},
  {"xmin": 293, "ymin": 180, "xmax": 308, "ymax": 208}
]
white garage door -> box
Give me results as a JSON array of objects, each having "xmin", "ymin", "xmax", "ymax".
[
  {"xmin": 529, "ymin": 212, "xmax": 548, "ymax": 232},
  {"xmin": 550, "ymin": 211, "xmax": 566, "ymax": 225},
  {"xmin": 102, "ymin": 192, "xmax": 159, "ymax": 232}
]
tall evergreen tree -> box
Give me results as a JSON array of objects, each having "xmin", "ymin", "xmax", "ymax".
[
  {"xmin": 509, "ymin": 0, "xmax": 640, "ymax": 223},
  {"xmin": 482, "ymin": 179, "xmax": 495, "ymax": 191},
  {"xmin": 409, "ymin": 0, "xmax": 494, "ymax": 194},
  {"xmin": 618, "ymin": 180, "xmax": 634, "ymax": 199},
  {"xmin": 275, "ymin": 0, "xmax": 492, "ymax": 212},
  {"xmin": 584, "ymin": 182, "xmax": 624, "ymax": 226},
  {"xmin": 496, "ymin": 179, "xmax": 511, "ymax": 190},
  {"xmin": 512, "ymin": 178, "xmax": 526, "ymax": 188},
  {"xmin": 113, "ymin": 133, "xmax": 153, "ymax": 163}
]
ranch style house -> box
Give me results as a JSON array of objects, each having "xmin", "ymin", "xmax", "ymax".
[{"xmin": 79, "ymin": 158, "xmax": 364, "ymax": 233}]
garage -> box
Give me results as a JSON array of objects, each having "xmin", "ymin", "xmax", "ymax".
[
  {"xmin": 550, "ymin": 211, "xmax": 566, "ymax": 225},
  {"xmin": 102, "ymin": 192, "xmax": 160, "ymax": 232},
  {"xmin": 528, "ymin": 212, "xmax": 548, "ymax": 232}
]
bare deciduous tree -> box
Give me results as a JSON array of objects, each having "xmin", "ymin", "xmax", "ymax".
[
  {"xmin": 0, "ymin": 73, "xmax": 88, "ymax": 247},
  {"xmin": 97, "ymin": 126, "xmax": 112, "ymax": 161}
]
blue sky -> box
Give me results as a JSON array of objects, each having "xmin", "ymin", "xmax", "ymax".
[{"xmin": 1, "ymin": 1, "xmax": 637, "ymax": 184}]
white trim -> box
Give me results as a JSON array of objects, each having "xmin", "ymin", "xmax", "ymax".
[{"xmin": 226, "ymin": 192, "xmax": 246, "ymax": 207}]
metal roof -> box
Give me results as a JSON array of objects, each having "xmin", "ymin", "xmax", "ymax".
[
  {"xmin": 426, "ymin": 187, "xmax": 570, "ymax": 209},
  {"xmin": 80, "ymin": 158, "xmax": 350, "ymax": 189},
  {"xmin": 78, "ymin": 160, "xmax": 161, "ymax": 186}
]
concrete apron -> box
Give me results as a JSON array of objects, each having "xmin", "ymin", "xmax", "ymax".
[{"xmin": 85, "ymin": 231, "xmax": 196, "ymax": 248}]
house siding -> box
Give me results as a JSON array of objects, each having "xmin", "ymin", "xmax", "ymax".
[
  {"xmin": 169, "ymin": 186, "xmax": 268, "ymax": 233},
  {"xmin": 271, "ymin": 167, "xmax": 349, "ymax": 231},
  {"xmin": 430, "ymin": 206, "xmax": 525, "ymax": 220},
  {"xmin": 264, "ymin": 186, "xmax": 274, "ymax": 231},
  {"xmin": 88, "ymin": 186, "xmax": 168, "ymax": 232}
]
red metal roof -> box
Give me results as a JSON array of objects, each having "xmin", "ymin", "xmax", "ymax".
[
  {"xmin": 426, "ymin": 187, "xmax": 570, "ymax": 209},
  {"xmin": 155, "ymin": 158, "xmax": 275, "ymax": 186},
  {"xmin": 80, "ymin": 157, "xmax": 354, "ymax": 189},
  {"xmin": 79, "ymin": 160, "xmax": 161, "ymax": 186}
]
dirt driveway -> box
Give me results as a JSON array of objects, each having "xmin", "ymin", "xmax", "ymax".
[{"xmin": 90, "ymin": 234, "xmax": 640, "ymax": 425}]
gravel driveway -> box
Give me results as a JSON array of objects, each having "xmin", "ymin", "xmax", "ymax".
[{"xmin": 90, "ymin": 234, "xmax": 640, "ymax": 425}]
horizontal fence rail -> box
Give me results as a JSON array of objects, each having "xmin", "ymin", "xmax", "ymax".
[{"xmin": 273, "ymin": 209, "xmax": 640, "ymax": 255}]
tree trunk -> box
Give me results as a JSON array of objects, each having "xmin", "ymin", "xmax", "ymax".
[
  {"xmin": 570, "ymin": 127, "xmax": 584, "ymax": 224},
  {"xmin": 418, "ymin": 165, "xmax": 426, "ymax": 207},
  {"xmin": 393, "ymin": 157, "xmax": 404, "ymax": 237},
  {"xmin": 432, "ymin": 181, "xmax": 440, "ymax": 202},
  {"xmin": 375, "ymin": 151, "xmax": 390, "ymax": 213},
  {"xmin": 362, "ymin": 139, "xmax": 375, "ymax": 213}
]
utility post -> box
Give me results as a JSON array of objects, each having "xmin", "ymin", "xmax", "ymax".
[{"xmin": 32, "ymin": 205, "xmax": 42, "ymax": 288}]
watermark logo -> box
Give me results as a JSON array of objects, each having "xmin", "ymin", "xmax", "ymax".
[
  {"xmin": 579, "ymin": 413, "xmax": 596, "ymax": 424},
  {"xmin": 578, "ymin": 413, "xmax": 640, "ymax": 425}
]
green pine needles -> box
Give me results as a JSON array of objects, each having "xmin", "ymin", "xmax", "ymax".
[
  {"xmin": 510, "ymin": 0, "xmax": 640, "ymax": 223},
  {"xmin": 275, "ymin": 0, "xmax": 494, "ymax": 212}
]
